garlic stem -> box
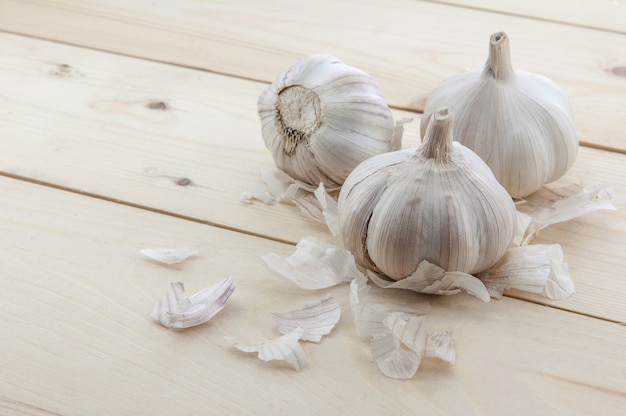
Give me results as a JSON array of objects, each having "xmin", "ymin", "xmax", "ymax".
[
  {"xmin": 275, "ymin": 85, "xmax": 322, "ymax": 154},
  {"xmin": 421, "ymin": 109, "xmax": 453, "ymax": 163},
  {"xmin": 485, "ymin": 32, "xmax": 515, "ymax": 81}
]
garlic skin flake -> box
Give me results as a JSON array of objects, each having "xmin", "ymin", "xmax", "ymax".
[
  {"xmin": 140, "ymin": 247, "xmax": 198, "ymax": 264},
  {"xmin": 478, "ymin": 244, "xmax": 575, "ymax": 300},
  {"xmin": 261, "ymin": 236, "xmax": 363, "ymax": 290},
  {"xmin": 373, "ymin": 313, "xmax": 456, "ymax": 379},
  {"xmin": 520, "ymin": 184, "xmax": 616, "ymax": 245},
  {"xmin": 350, "ymin": 274, "xmax": 431, "ymax": 338},
  {"xmin": 272, "ymin": 295, "xmax": 340, "ymax": 343},
  {"xmin": 242, "ymin": 168, "xmax": 339, "ymax": 235},
  {"xmin": 225, "ymin": 329, "xmax": 307, "ymax": 371},
  {"xmin": 425, "ymin": 331, "xmax": 455, "ymax": 364},
  {"xmin": 367, "ymin": 262, "xmax": 491, "ymax": 302},
  {"xmin": 151, "ymin": 277, "xmax": 236, "ymax": 329},
  {"xmin": 421, "ymin": 32, "xmax": 578, "ymax": 197},
  {"xmin": 339, "ymin": 108, "xmax": 517, "ymax": 286},
  {"xmin": 349, "ymin": 276, "xmax": 454, "ymax": 380},
  {"xmin": 258, "ymin": 54, "xmax": 397, "ymax": 192}
]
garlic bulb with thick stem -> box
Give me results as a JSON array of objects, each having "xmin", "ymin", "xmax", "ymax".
[
  {"xmin": 258, "ymin": 54, "xmax": 397, "ymax": 193},
  {"xmin": 420, "ymin": 32, "xmax": 578, "ymax": 198},
  {"xmin": 338, "ymin": 108, "xmax": 517, "ymax": 281}
]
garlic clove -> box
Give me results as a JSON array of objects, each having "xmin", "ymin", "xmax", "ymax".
[
  {"xmin": 258, "ymin": 54, "xmax": 396, "ymax": 192},
  {"xmin": 420, "ymin": 32, "xmax": 579, "ymax": 197},
  {"xmin": 338, "ymin": 149, "xmax": 414, "ymax": 271}
]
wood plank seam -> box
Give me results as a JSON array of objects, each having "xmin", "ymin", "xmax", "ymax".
[
  {"xmin": 0, "ymin": 27, "xmax": 271, "ymax": 88},
  {"xmin": 1, "ymin": 169, "xmax": 623, "ymax": 328},
  {"xmin": 1, "ymin": 28, "xmax": 620, "ymax": 155},
  {"xmin": 418, "ymin": 0, "xmax": 626, "ymax": 35},
  {"xmin": 0, "ymin": 170, "xmax": 296, "ymax": 247}
]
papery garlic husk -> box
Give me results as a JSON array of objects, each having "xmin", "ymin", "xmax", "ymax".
[
  {"xmin": 258, "ymin": 54, "xmax": 397, "ymax": 192},
  {"xmin": 339, "ymin": 108, "xmax": 517, "ymax": 281},
  {"xmin": 349, "ymin": 276, "xmax": 453, "ymax": 380},
  {"xmin": 272, "ymin": 295, "xmax": 341, "ymax": 343},
  {"xmin": 225, "ymin": 328, "xmax": 307, "ymax": 371},
  {"xmin": 151, "ymin": 277, "xmax": 236, "ymax": 329},
  {"xmin": 420, "ymin": 32, "xmax": 578, "ymax": 198},
  {"xmin": 261, "ymin": 235, "xmax": 362, "ymax": 290},
  {"xmin": 140, "ymin": 247, "xmax": 198, "ymax": 264}
]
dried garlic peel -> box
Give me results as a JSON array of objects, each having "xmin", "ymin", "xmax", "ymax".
[
  {"xmin": 226, "ymin": 328, "xmax": 307, "ymax": 371},
  {"xmin": 519, "ymin": 184, "xmax": 616, "ymax": 245},
  {"xmin": 241, "ymin": 167, "xmax": 313, "ymax": 205},
  {"xmin": 350, "ymin": 275, "xmax": 454, "ymax": 379},
  {"xmin": 272, "ymin": 295, "xmax": 341, "ymax": 343},
  {"xmin": 425, "ymin": 331, "xmax": 455, "ymax": 364},
  {"xmin": 151, "ymin": 276, "xmax": 235, "ymax": 329},
  {"xmin": 478, "ymin": 244, "xmax": 574, "ymax": 300},
  {"xmin": 261, "ymin": 236, "xmax": 361, "ymax": 290},
  {"xmin": 367, "ymin": 262, "xmax": 491, "ymax": 302},
  {"xmin": 140, "ymin": 247, "xmax": 198, "ymax": 264},
  {"xmin": 370, "ymin": 333, "xmax": 422, "ymax": 380},
  {"xmin": 242, "ymin": 168, "xmax": 339, "ymax": 235}
]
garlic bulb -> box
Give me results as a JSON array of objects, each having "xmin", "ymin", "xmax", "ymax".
[
  {"xmin": 258, "ymin": 54, "xmax": 397, "ymax": 193},
  {"xmin": 338, "ymin": 108, "xmax": 517, "ymax": 280},
  {"xmin": 420, "ymin": 32, "xmax": 578, "ymax": 197}
]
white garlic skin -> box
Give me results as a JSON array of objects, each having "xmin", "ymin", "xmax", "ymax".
[
  {"xmin": 258, "ymin": 54, "xmax": 396, "ymax": 192},
  {"xmin": 338, "ymin": 110, "xmax": 517, "ymax": 280},
  {"xmin": 420, "ymin": 32, "xmax": 578, "ymax": 198}
]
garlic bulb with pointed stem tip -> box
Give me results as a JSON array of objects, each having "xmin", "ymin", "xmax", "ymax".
[
  {"xmin": 338, "ymin": 108, "xmax": 517, "ymax": 280},
  {"xmin": 420, "ymin": 32, "xmax": 578, "ymax": 198},
  {"xmin": 258, "ymin": 54, "xmax": 398, "ymax": 193}
]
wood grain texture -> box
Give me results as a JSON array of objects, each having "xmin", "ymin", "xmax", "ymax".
[
  {"xmin": 0, "ymin": 32, "xmax": 624, "ymax": 323},
  {"xmin": 423, "ymin": 0, "xmax": 626, "ymax": 34},
  {"xmin": 0, "ymin": 2, "xmax": 625, "ymax": 413},
  {"xmin": 0, "ymin": 0, "xmax": 625, "ymax": 151},
  {"xmin": 1, "ymin": 176, "xmax": 625, "ymax": 416}
]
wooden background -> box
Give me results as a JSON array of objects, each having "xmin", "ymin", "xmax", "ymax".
[{"xmin": 0, "ymin": 1, "xmax": 624, "ymax": 415}]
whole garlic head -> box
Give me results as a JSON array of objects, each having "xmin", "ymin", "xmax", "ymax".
[
  {"xmin": 258, "ymin": 54, "xmax": 397, "ymax": 193},
  {"xmin": 338, "ymin": 108, "xmax": 517, "ymax": 280},
  {"xmin": 420, "ymin": 32, "xmax": 579, "ymax": 198}
]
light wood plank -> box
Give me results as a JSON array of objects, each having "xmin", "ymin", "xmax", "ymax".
[
  {"xmin": 424, "ymin": 0, "xmax": 626, "ymax": 34},
  {"xmin": 1, "ymin": 32, "xmax": 625, "ymax": 323},
  {"xmin": 1, "ymin": 0, "xmax": 625, "ymax": 151},
  {"xmin": 0, "ymin": 31, "xmax": 329, "ymax": 243},
  {"xmin": 1, "ymin": 175, "xmax": 625, "ymax": 416}
]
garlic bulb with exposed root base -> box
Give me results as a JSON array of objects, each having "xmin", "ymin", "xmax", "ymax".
[
  {"xmin": 420, "ymin": 32, "xmax": 578, "ymax": 198},
  {"xmin": 338, "ymin": 108, "xmax": 517, "ymax": 281},
  {"xmin": 258, "ymin": 54, "xmax": 397, "ymax": 193}
]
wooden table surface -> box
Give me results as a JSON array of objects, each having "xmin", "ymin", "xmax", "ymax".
[{"xmin": 0, "ymin": 1, "xmax": 625, "ymax": 415}]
